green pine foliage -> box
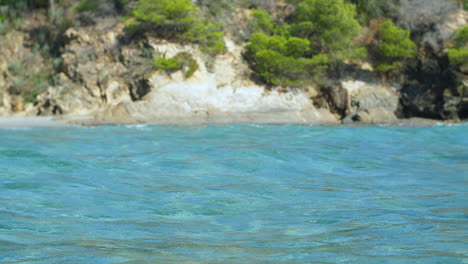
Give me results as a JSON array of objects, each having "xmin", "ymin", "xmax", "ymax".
[
  {"xmin": 250, "ymin": 9, "xmax": 275, "ymax": 35},
  {"xmin": 127, "ymin": 0, "xmax": 198, "ymax": 37},
  {"xmin": 127, "ymin": 0, "xmax": 225, "ymax": 56},
  {"xmin": 293, "ymin": 0, "xmax": 366, "ymax": 61},
  {"xmin": 452, "ymin": 26, "xmax": 468, "ymax": 48},
  {"xmin": 244, "ymin": 0, "xmax": 366, "ymax": 86},
  {"xmin": 448, "ymin": 26, "xmax": 468, "ymax": 67},
  {"xmin": 246, "ymin": 33, "xmax": 328, "ymax": 86},
  {"xmin": 375, "ymin": 20, "xmax": 416, "ymax": 72},
  {"xmin": 448, "ymin": 49, "xmax": 468, "ymax": 66},
  {"xmin": 130, "ymin": 0, "xmax": 197, "ymax": 32},
  {"xmin": 182, "ymin": 21, "xmax": 226, "ymax": 56}
]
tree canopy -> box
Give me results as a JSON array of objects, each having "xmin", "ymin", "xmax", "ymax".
[
  {"xmin": 375, "ymin": 20, "xmax": 417, "ymax": 72},
  {"xmin": 293, "ymin": 0, "xmax": 366, "ymax": 61},
  {"xmin": 126, "ymin": 0, "xmax": 225, "ymax": 55},
  {"xmin": 448, "ymin": 26, "xmax": 468, "ymax": 67}
]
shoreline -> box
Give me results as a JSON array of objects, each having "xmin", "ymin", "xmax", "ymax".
[
  {"xmin": 0, "ymin": 116, "xmax": 67, "ymax": 128},
  {"xmin": 0, "ymin": 115, "xmax": 461, "ymax": 129}
]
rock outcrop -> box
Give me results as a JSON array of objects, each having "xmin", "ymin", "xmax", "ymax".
[
  {"xmin": 0, "ymin": 30, "xmax": 52, "ymax": 116},
  {"xmin": 341, "ymin": 80, "xmax": 400, "ymax": 124},
  {"xmin": 37, "ymin": 18, "xmax": 133, "ymax": 116},
  {"xmin": 14, "ymin": 17, "xmax": 339, "ymax": 125},
  {"xmin": 400, "ymin": 9, "xmax": 467, "ymax": 121},
  {"xmin": 92, "ymin": 38, "xmax": 339, "ymax": 125}
]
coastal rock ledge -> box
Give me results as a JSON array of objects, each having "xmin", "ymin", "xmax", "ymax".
[
  {"xmin": 93, "ymin": 87, "xmax": 340, "ymax": 126},
  {"xmin": 91, "ymin": 39, "xmax": 340, "ymax": 125}
]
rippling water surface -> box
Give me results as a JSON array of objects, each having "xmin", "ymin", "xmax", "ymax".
[{"xmin": 0, "ymin": 124, "xmax": 467, "ymax": 263}]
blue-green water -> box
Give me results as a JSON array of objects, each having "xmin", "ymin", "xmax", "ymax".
[{"xmin": 0, "ymin": 124, "xmax": 467, "ymax": 263}]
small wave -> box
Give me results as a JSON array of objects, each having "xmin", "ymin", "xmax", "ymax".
[
  {"xmin": 124, "ymin": 124, "xmax": 150, "ymax": 130},
  {"xmin": 436, "ymin": 122, "xmax": 468, "ymax": 127}
]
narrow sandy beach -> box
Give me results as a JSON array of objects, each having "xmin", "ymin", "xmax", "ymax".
[
  {"xmin": 0, "ymin": 115, "xmax": 455, "ymax": 128},
  {"xmin": 0, "ymin": 117, "xmax": 68, "ymax": 128}
]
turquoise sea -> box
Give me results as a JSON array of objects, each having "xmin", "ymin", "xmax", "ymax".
[{"xmin": 0, "ymin": 124, "xmax": 467, "ymax": 263}]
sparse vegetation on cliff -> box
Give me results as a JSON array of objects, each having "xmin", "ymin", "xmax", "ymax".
[
  {"xmin": 448, "ymin": 26, "xmax": 468, "ymax": 68},
  {"xmin": 6, "ymin": 60, "xmax": 50, "ymax": 104},
  {"xmin": 154, "ymin": 52, "xmax": 199, "ymax": 79}
]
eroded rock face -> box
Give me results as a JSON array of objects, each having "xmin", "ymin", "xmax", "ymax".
[
  {"xmin": 36, "ymin": 20, "xmax": 134, "ymax": 116},
  {"xmin": 400, "ymin": 60, "xmax": 468, "ymax": 121},
  {"xmin": 400, "ymin": 9, "xmax": 468, "ymax": 121},
  {"xmin": 341, "ymin": 80, "xmax": 400, "ymax": 124},
  {"xmin": 94, "ymin": 38, "xmax": 339, "ymax": 125},
  {"xmin": 6, "ymin": 16, "xmax": 335, "ymax": 125},
  {"xmin": 421, "ymin": 9, "xmax": 466, "ymax": 54}
]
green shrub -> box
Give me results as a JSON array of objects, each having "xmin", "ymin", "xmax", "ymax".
[
  {"xmin": 250, "ymin": 9, "xmax": 275, "ymax": 35},
  {"xmin": 375, "ymin": 20, "xmax": 416, "ymax": 72},
  {"xmin": 246, "ymin": 33, "xmax": 328, "ymax": 86},
  {"xmin": 448, "ymin": 26, "xmax": 468, "ymax": 67},
  {"xmin": 255, "ymin": 50, "xmax": 328, "ymax": 86},
  {"xmin": 7, "ymin": 60, "xmax": 49, "ymax": 104},
  {"xmin": 130, "ymin": 0, "xmax": 197, "ymax": 35},
  {"xmin": 286, "ymin": 37, "xmax": 312, "ymax": 58},
  {"xmin": 154, "ymin": 52, "xmax": 199, "ymax": 79},
  {"xmin": 244, "ymin": 0, "xmax": 365, "ymax": 84},
  {"xmin": 182, "ymin": 21, "xmax": 226, "ymax": 56},
  {"xmin": 154, "ymin": 57, "xmax": 183, "ymax": 71},
  {"xmin": 246, "ymin": 33, "xmax": 312, "ymax": 58},
  {"xmin": 448, "ymin": 49, "xmax": 468, "ymax": 66},
  {"xmin": 76, "ymin": 0, "xmax": 99, "ymax": 12},
  {"xmin": 25, "ymin": 73, "xmax": 49, "ymax": 103},
  {"xmin": 452, "ymin": 26, "xmax": 468, "ymax": 49},
  {"xmin": 246, "ymin": 33, "xmax": 285, "ymax": 55}
]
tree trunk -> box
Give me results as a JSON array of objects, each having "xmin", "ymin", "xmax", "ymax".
[{"xmin": 49, "ymin": 0, "xmax": 55, "ymax": 16}]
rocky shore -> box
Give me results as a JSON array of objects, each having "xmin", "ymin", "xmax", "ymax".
[{"xmin": 0, "ymin": 4, "xmax": 466, "ymax": 126}]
